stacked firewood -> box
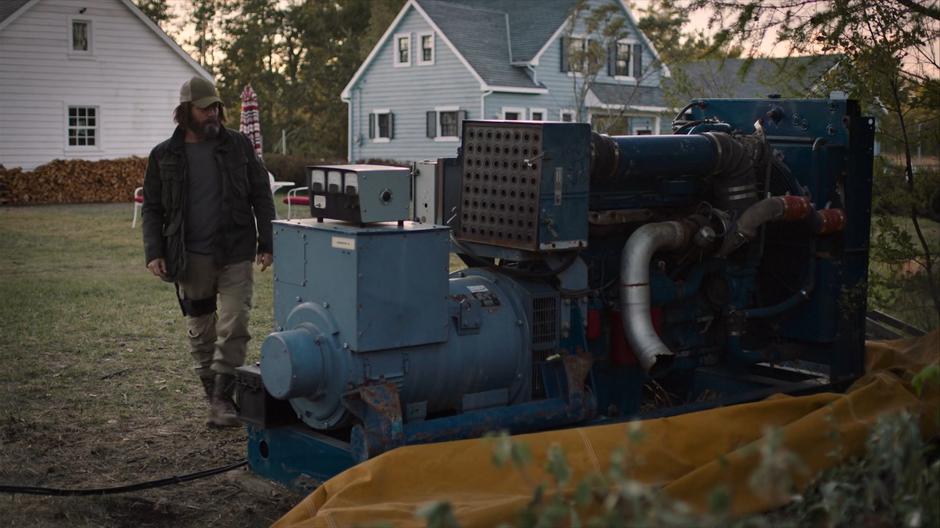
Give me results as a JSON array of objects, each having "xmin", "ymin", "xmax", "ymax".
[{"xmin": 0, "ymin": 157, "xmax": 147, "ymax": 205}]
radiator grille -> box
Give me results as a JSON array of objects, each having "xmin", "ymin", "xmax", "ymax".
[
  {"xmin": 532, "ymin": 296, "xmax": 557, "ymax": 345},
  {"xmin": 457, "ymin": 123, "xmax": 543, "ymax": 250}
]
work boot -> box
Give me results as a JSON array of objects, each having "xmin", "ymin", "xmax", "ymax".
[
  {"xmin": 199, "ymin": 376, "xmax": 214, "ymax": 401},
  {"xmin": 207, "ymin": 373, "xmax": 240, "ymax": 428}
]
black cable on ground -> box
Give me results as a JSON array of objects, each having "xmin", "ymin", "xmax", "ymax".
[{"xmin": 0, "ymin": 459, "xmax": 247, "ymax": 496}]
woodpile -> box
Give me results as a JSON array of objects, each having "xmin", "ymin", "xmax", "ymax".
[{"xmin": 0, "ymin": 157, "xmax": 147, "ymax": 205}]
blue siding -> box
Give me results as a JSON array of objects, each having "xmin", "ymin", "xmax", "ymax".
[
  {"xmin": 536, "ymin": 0, "xmax": 662, "ymax": 86},
  {"xmin": 351, "ymin": 6, "xmax": 482, "ymax": 162},
  {"xmin": 348, "ymin": 0, "xmax": 671, "ymax": 163}
]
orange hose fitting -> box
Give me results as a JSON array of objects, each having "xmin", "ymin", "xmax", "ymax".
[
  {"xmin": 781, "ymin": 195, "xmax": 813, "ymax": 221},
  {"xmin": 815, "ymin": 209, "xmax": 847, "ymax": 234}
]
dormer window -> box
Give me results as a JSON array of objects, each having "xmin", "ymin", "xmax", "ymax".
[
  {"xmin": 611, "ymin": 41, "xmax": 643, "ymax": 79},
  {"xmin": 418, "ymin": 32, "xmax": 434, "ymax": 65},
  {"xmin": 70, "ymin": 18, "xmax": 92, "ymax": 55},
  {"xmin": 394, "ymin": 33, "xmax": 411, "ymax": 67},
  {"xmin": 615, "ymin": 42, "xmax": 631, "ymax": 77}
]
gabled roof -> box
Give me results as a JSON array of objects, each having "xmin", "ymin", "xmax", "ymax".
[
  {"xmin": 343, "ymin": 0, "xmax": 553, "ymax": 99},
  {"xmin": 665, "ymin": 55, "xmax": 842, "ymax": 101},
  {"xmin": 342, "ymin": 0, "xmax": 671, "ymax": 99},
  {"xmin": 417, "ymin": 0, "xmax": 537, "ymax": 89},
  {"xmin": 440, "ymin": 0, "xmax": 575, "ymax": 63},
  {"xmin": 0, "ymin": 0, "xmax": 36, "ymax": 31},
  {"xmin": 0, "ymin": 0, "xmax": 211, "ymax": 81}
]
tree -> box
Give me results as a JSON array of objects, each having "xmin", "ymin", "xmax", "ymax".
[
  {"xmin": 187, "ymin": 0, "xmax": 224, "ymax": 69},
  {"xmin": 563, "ymin": 0, "xmax": 629, "ymax": 125},
  {"xmin": 687, "ymin": 0, "xmax": 940, "ymax": 325},
  {"xmin": 563, "ymin": 0, "xmax": 678, "ymax": 134},
  {"xmin": 133, "ymin": 0, "xmax": 172, "ymax": 30},
  {"xmin": 635, "ymin": 0, "xmax": 733, "ymax": 65},
  {"xmin": 636, "ymin": 0, "xmax": 744, "ymax": 113}
]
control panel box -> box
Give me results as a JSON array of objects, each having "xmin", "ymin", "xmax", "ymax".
[{"xmin": 306, "ymin": 164, "xmax": 411, "ymax": 224}]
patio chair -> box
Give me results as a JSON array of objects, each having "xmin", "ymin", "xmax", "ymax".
[
  {"xmin": 269, "ymin": 172, "xmax": 293, "ymax": 218},
  {"xmin": 131, "ymin": 187, "xmax": 144, "ymax": 227},
  {"xmin": 284, "ymin": 186, "xmax": 310, "ymax": 219}
]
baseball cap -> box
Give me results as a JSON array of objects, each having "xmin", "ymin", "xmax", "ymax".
[{"xmin": 179, "ymin": 76, "xmax": 222, "ymax": 108}]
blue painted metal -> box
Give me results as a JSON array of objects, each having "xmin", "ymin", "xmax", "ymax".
[
  {"xmin": 271, "ymin": 219, "xmax": 451, "ymax": 352},
  {"xmin": 341, "ymin": 351, "xmax": 595, "ymax": 462},
  {"xmin": 246, "ymin": 424, "xmax": 355, "ymax": 491},
  {"xmin": 244, "ymin": 97, "xmax": 873, "ymax": 491}
]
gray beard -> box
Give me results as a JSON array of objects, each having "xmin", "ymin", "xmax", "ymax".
[{"xmin": 190, "ymin": 120, "xmax": 220, "ymax": 140}]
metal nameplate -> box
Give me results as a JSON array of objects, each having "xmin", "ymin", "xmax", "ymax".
[{"xmin": 331, "ymin": 236, "xmax": 356, "ymax": 250}]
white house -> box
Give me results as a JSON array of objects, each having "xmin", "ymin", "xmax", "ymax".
[{"xmin": 0, "ymin": 0, "xmax": 212, "ymax": 170}]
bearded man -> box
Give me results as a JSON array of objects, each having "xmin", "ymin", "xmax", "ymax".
[{"xmin": 141, "ymin": 76, "xmax": 275, "ymax": 427}]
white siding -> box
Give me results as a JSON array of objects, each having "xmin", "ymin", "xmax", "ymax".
[{"xmin": 0, "ymin": 0, "xmax": 205, "ymax": 170}]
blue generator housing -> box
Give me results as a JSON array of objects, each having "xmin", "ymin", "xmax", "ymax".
[{"xmin": 237, "ymin": 98, "xmax": 874, "ymax": 490}]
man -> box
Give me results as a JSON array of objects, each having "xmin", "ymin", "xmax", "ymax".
[{"xmin": 142, "ymin": 76, "xmax": 275, "ymax": 428}]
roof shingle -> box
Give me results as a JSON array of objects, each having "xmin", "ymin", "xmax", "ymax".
[
  {"xmin": 665, "ymin": 55, "xmax": 842, "ymax": 101},
  {"xmin": 0, "ymin": 0, "xmax": 33, "ymax": 27}
]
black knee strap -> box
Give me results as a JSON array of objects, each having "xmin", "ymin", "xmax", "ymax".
[{"xmin": 175, "ymin": 283, "xmax": 217, "ymax": 317}]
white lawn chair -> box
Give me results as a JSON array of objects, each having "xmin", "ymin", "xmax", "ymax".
[
  {"xmin": 269, "ymin": 172, "xmax": 293, "ymax": 219},
  {"xmin": 132, "ymin": 187, "xmax": 144, "ymax": 227},
  {"xmin": 284, "ymin": 186, "xmax": 309, "ymax": 220}
]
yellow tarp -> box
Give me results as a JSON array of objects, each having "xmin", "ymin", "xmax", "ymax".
[{"xmin": 273, "ymin": 330, "xmax": 940, "ymax": 527}]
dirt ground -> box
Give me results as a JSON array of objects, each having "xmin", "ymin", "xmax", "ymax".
[
  {"xmin": 0, "ymin": 415, "xmax": 304, "ymax": 527},
  {"xmin": 0, "ymin": 204, "xmax": 306, "ymax": 527}
]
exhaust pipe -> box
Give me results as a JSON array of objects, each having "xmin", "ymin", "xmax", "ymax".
[{"xmin": 619, "ymin": 221, "xmax": 693, "ymax": 376}]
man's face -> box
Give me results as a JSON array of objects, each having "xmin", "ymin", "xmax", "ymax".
[{"xmin": 189, "ymin": 103, "xmax": 221, "ymax": 139}]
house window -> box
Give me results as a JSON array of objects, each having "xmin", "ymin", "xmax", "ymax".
[
  {"xmin": 418, "ymin": 33, "xmax": 434, "ymax": 65},
  {"xmin": 561, "ymin": 36, "xmax": 597, "ymax": 74},
  {"xmin": 394, "ymin": 33, "xmax": 411, "ymax": 67},
  {"xmin": 559, "ymin": 110, "xmax": 575, "ymax": 122},
  {"xmin": 369, "ymin": 110, "xmax": 394, "ymax": 142},
  {"xmin": 70, "ymin": 18, "xmax": 92, "ymax": 54},
  {"xmin": 440, "ymin": 110, "xmax": 458, "ymax": 136},
  {"xmin": 427, "ymin": 107, "xmax": 466, "ymax": 141},
  {"xmin": 615, "ymin": 42, "xmax": 631, "ymax": 77},
  {"xmin": 529, "ymin": 108, "xmax": 547, "ymax": 121},
  {"xmin": 502, "ymin": 107, "xmax": 524, "ymax": 120},
  {"xmin": 67, "ymin": 106, "xmax": 98, "ymax": 147}
]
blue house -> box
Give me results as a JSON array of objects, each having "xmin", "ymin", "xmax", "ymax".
[{"xmin": 341, "ymin": 0, "xmax": 671, "ymax": 163}]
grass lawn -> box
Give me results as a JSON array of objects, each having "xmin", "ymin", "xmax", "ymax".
[
  {"xmin": 869, "ymin": 215, "xmax": 940, "ymax": 331},
  {"xmin": 0, "ymin": 201, "xmax": 302, "ymax": 527}
]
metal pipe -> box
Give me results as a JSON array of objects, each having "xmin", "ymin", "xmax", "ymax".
[
  {"xmin": 716, "ymin": 195, "xmax": 813, "ymax": 258},
  {"xmin": 619, "ymin": 221, "xmax": 693, "ymax": 376}
]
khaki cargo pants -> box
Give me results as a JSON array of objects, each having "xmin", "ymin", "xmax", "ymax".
[{"xmin": 178, "ymin": 253, "xmax": 253, "ymax": 379}]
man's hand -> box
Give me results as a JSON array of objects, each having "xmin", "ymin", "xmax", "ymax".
[
  {"xmin": 256, "ymin": 252, "xmax": 273, "ymax": 271},
  {"xmin": 147, "ymin": 258, "xmax": 167, "ymax": 279}
]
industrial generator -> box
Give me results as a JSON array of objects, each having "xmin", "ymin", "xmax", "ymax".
[{"xmin": 236, "ymin": 97, "xmax": 874, "ymax": 489}]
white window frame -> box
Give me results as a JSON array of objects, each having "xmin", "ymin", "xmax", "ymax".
[
  {"xmin": 68, "ymin": 16, "xmax": 94, "ymax": 57},
  {"xmin": 613, "ymin": 39, "xmax": 640, "ymax": 81},
  {"xmin": 64, "ymin": 105, "xmax": 100, "ymax": 151},
  {"xmin": 501, "ymin": 107, "xmax": 525, "ymax": 120},
  {"xmin": 417, "ymin": 32, "xmax": 435, "ymax": 66},
  {"xmin": 435, "ymin": 106, "xmax": 460, "ymax": 142},
  {"xmin": 559, "ymin": 109, "xmax": 576, "ymax": 122},
  {"xmin": 565, "ymin": 34, "xmax": 590, "ymax": 77},
  {"xmin": 393, "ymin": 32, "xmax": 411, "ymax": 67},
  {"xmin": 373, "ymin": 108, "xmax": 392, "ymax": 143},
  {"xmin": 528, "ymin": 108, "xmax": 547, "ymax": 121}
]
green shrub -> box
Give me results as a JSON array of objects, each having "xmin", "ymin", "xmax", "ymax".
[{"xmin": 418, "ymin": 412, "xmax": 939, "ymax": 528}]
